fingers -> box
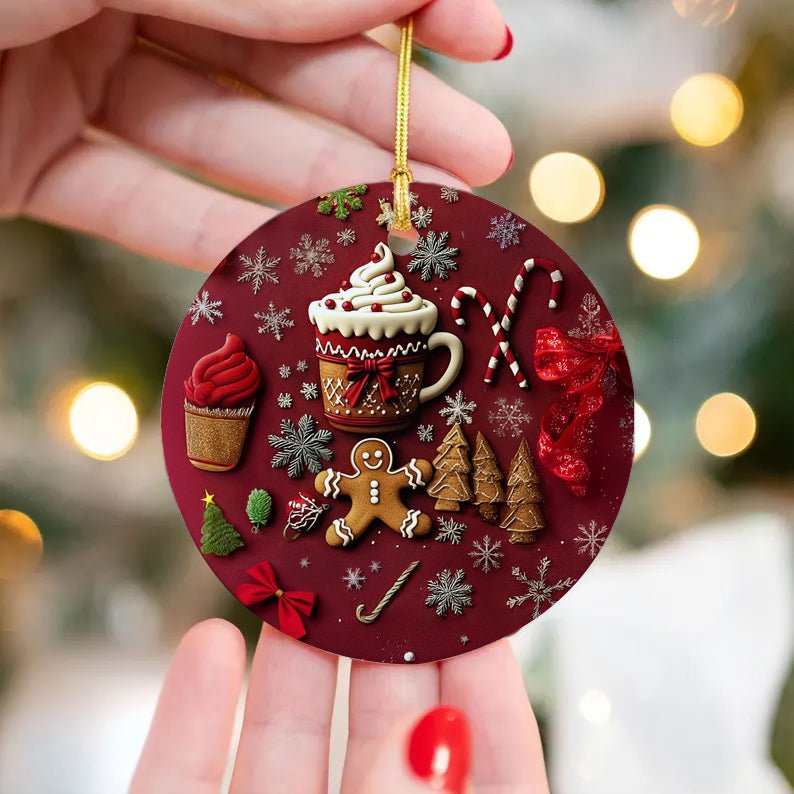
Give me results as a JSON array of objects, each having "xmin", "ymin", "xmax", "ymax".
[
  {"xmin": 360, "ymin": 706, "xmax": 472, "ymax": 794},
  {"xmin": 440, "ymin": 640, "xmax": 550, "ymax": 793},
  {"xmin": 96, "ymin": 51, "xmax": 466, "ymax": 206},
  {"xmin": 138, "ymin": 20, "xmax": 513, "ymax": 186},
  {"xmin": 229, "ymin": 623, "xmax": 338, "ymax": 794},
  {"xmin": 413, "ymin": 0, "xmax": 511, "ymax": 62},
  {"xmin": 23, "ymin": 140, "xmax": 272, "ymax": 270},
  {"xmin": 130, "ymin": 619, "xmax": 246, "ymax": 794},
  {"xmin": 341, "ymin": 661, "xmax": 440, "ymax": 792},
  {"xmin": 112, "ymin": 0, "xmax": 504, "ymax": 51}
]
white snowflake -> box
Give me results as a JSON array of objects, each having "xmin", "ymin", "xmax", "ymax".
[
  {"xmin": 425, "ymin": 569, "xmax": 473, "ymax": 617},
  {"xmin": 439, "ymin": 390, "xmax": 477, "ymax": 426},
  {"xmin": 299, "ymin": 557, "xmax": 311, "ymax": 569},
  {"xmin": 459, "ymin": 634, "xmax": 470, "ymax": 645},
  {"xmin": 342, "ymin": 567, "xmax": 367, "ymax": 591},
  {"xmin": 369, "ymin": 560, "xmax": 382, "ymax": 573},
  {"xmin": 489, "ymin": 397, "xmax": 532, "ymax": 438},
  {"xmin": 277, "ymin": 392, "xmax": 293, "ymax": 409},
  {"xmin": 296, "ymin": 359, "xmax": 309, "ymax": 373},
  {"xmin": 417, "ymin": 424, "xmax": 435, "ymax": 443},
  {"xmin": 575, "ymin": 519, "xmax": 609, "ymax": 559},
  {"xmin": 336, "ymin": 228, "xmax": 357, "ymax": 247},
  {"xmin": 268, "ymin": 414, "xmax": 334, "ymax": 478},
  {"xmin": 486, "ymin": 212, "xmax": 527, "ymax": 250},
  {"xmin": 255, "ymin": 301, "xmax": 295, "ymax": 341},
  {"xmin": 569, "ymin": 293, "xmax": 615, "ymax": 339},
  {"xmin": 411, "ymin": 206, "xmax": 433, "ymax": 229},
  {"xmin": 188, "ymin": 290, "xmax": 223, "ymax": 325},
  {"xmin": 441, "ymin": 186, "xmax": 460, "ymax": 203},
  {"xmin": 375, "ymin": 199, "xmax": 396, "ymax": 229},
  {"xmin": 507, "ymin": 557, "xmax": 575, "ymax": 618},
  {"xmin": 279, "ymin": 364, "xmax": 292, "ymax": 379},
  {"xmin": 435, "ymin": 517, "xmax": 467, "ymax": 545},
  {"xmin": 300, "ymin": 382, "xmax": 319, "ymax": 400},
  {"xmin": 290, "ymin": 233, "xmax": 334, "ymax": 278},
  {"xmin": 408, "ymin": 231, "xmax": 460, "ymax": 281},
  {"xmin": 468, "ymin": 535, "xmax": 504, "ymax": 574},
  {"xmin": 237, "ymin": 246, "xmax": 280, "ymax": 294}
]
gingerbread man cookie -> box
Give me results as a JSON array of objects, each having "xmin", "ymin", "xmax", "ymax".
[{"xmin": 315, "ymin": 438, "xmax": 434, "ymax": 547}]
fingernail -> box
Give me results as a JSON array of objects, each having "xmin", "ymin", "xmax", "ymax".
[
  {"xmin": 494, "ymin": 26, "xmax": 513, "ymax": 60},
  {"xmin": 501, "ymin": 146, "xmax": 515, "ymax": 178},
  {"xmin": 407, "ymin": 706, "xmax": 471, "ymax": 794}
]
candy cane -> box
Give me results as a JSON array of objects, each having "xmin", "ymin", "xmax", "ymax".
[
  {"xmin": 451, "ymin": 258, "xmax": 563, "ymax": 388},
  {"xmin": 355, "ymin": 561, "xmax": 420, "ymax": 624}
]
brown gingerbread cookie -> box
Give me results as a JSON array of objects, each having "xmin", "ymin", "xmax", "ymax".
[{"xmin": 314, "ymin": 438, "xmax": 434, "ymax": 547}]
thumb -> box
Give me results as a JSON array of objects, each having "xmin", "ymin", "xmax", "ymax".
[{"xmin": 361, "ymin": 706, "xmax": 472, "ymax": 794}]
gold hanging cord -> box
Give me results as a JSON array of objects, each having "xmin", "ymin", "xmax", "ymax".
[{"xmin": 390, "ymin": 18, "xmax": 415, "ymax": 232}]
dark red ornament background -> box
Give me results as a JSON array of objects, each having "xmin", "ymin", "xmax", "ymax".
[{"xmin": 162, "ymin": 182, "xmax": 634, "ymax": 664}]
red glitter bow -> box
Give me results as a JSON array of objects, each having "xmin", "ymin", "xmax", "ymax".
[
  {"xmin": 534, "ymin": 326, "xmax": 631, "ymax": 496},
  {"xmin": 235, "ymin": 561, "xmax": 316, "ymax": 640},
  {"xmin": 344, "ymin": 356, "xmax": 399, "ymax": 406}
]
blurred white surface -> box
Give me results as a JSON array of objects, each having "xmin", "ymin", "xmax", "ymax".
[{"xmin": 538, "ymin": 513, "xmax": 793, "ymax": 794}]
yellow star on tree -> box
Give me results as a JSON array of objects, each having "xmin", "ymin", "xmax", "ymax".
[{"xmin": 201, "ymin": 490, "xmax": 216, "ymax": 507}]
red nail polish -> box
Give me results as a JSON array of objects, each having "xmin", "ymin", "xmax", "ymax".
[
  {"xmin": 501, "ymin": 146, "xmax": 515, "ymax": 178},
  {"xmin": 495, "ymin": 26, "xmax": 513, "ymax": 60},
  {"xmin": 408, "ymin": 706, "xmax": 470, "ymax": 794}
]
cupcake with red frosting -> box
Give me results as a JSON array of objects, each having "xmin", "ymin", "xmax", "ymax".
[{"xmin": 184, "ymin": 334, "xmax": 261, "ymax": 471}]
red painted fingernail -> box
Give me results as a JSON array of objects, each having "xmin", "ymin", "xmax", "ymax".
[
  {"xmin": 501, "ymin": 146, "xmax": 515, "ymax": 178},
  {"xmin": 494, "ymin": 26, "xmax": 513, "ymax": 60},
  {"xmin": 407, "ymin": 706, "xmax": 470, "ymax": 794}
]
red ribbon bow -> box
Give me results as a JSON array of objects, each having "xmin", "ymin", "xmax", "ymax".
[
  {"xmin": 235, "ymin": 561, "xmax": 316, "ymax": 640},
  {"xmin": 534, "ymin": 326, "xmax": 631, "ymax": 496},
  {"xmin": 344, "ymin": 356, "xmax": 399, "ymax": 406}
]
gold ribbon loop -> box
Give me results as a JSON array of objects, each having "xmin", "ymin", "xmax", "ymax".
[{"xmin": 391, "ymin": 19, "xmax": 415, "ymax": 232}]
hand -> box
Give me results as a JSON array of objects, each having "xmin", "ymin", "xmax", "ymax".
[
  {"xmin": 0, "ymin": 0, "xmax": 512, "ymax": 270},
  {"xmin": 131, "ymin": 620, "xmax": 550, "ymax": 793}
]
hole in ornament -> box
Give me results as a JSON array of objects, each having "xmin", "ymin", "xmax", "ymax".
[{"xmin": 388, "ymin": 226, "xmax": 419, "ymax": 255}]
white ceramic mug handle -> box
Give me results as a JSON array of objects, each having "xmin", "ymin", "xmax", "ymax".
[{"xmin": 419, "ymin": 332, "xmax": 464, "ymax": 404}]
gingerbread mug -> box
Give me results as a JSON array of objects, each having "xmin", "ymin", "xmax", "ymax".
[{"xmin": 308, "ymin": 243, "xmax": 464, "ymax": 433}]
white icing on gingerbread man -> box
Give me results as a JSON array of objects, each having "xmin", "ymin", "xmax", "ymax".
[{"xmin": 314, "ymin": 438, "xmax": 434, "ymax": 547}]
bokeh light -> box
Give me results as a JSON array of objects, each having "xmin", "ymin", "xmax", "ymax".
[
  {"xmin": 0, "ymin": 510, "xmax": 43, "ymax": 580},
  {"xmin": 672, "ymin": 0, "xmax": 739, "ymax": 27},
  {"xmin": 578, "ymin": 689, "xmax": 613, "ymax": 725},
  {"xmin": 634, "ymin": 402, "xmax": 652, "ymax": 461},
  {"xmin": 68, "ymin": 382, "xmax": 139, "ymax": 461},
  {"xmin": 671, "ymin": 73, "xmax": 744, "ymax": 147},
  {"xmin": 529, "ymin": 152, "xmax": 605, "ymax": 223},
  {"xmin": 629, "ymin": 205, "xmax": 700, "ymax": 279},
  {"xmin": 696, "ymin": 392, "xmax": 757, "ymax": 457}
]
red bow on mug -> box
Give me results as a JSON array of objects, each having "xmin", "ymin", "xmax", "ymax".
[
  {"xmin": 235, "ymin": 561, "xmax": 316, "ymax": 640},
  {"xmin": 534, "ymin": 326, "xmax": 631, "ymax": 496},
  {"xmin": 344, "ymin": 356, "xmax": 399, "ymax": 406}
]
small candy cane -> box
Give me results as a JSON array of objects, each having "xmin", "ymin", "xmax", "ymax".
[
  {"xmin": 355, "ymin": 561, "xmax": 420, "ymax": 624},
  {"xmin": 451, "ymin": 258, "xmax": 563, "ymax": 388}
]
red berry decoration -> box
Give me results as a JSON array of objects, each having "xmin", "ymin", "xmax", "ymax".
[
  {"xmin": 384, "ymin": 273, "xmax": 396, "ymax": 283},
  {"xmin": 371, "ymin": 303, "xmax": 383, "ymax": 312},
  {"xmin": 342, "ymin": 300, "xmax": 354, "ymax": 312},
  {"xmin": 324, "ymin": 298, "xmax": 336, "ymax": 309},
  {"xmin": 340, "ymin": 279, "xmax": 350, "ymax": 290},
  {"xmin": 402, "ymin": 290, "xmax": 412, "ymax": 302},
  {"xmin": 370, "ymin": 251, "xmax": 380, "ymax": 262}
]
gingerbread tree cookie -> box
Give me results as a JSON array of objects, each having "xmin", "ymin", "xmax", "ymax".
[
  {"xmin": 500, "ymin": 438, "xmax": 545, "ymax": 544},
  {"xmin": 315, "ymin": 438, "xmax": 433, "ymax": 547},
  {"xmin": 427, "ymin": 424, "xmax": 474, "ymax": 512},
  {"xmin": 471, "ymin": 432, "xmax": 506, "ymax": 524}
]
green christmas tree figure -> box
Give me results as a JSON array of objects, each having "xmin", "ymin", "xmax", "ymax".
[
  {"xmin": 200, "ymin": 491, "xmax": 244, "ymax": 556},
  {"xmin": 246, "ymin": 488, "xmax": 273, "ymax": 532}
]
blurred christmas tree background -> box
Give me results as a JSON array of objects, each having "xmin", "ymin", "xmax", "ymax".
[{"xmin": 0, "ymin": 0, "xmax": 792, "ymax": 791}]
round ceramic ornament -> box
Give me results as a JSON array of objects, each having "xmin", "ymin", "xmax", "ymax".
[{"xmin": 161, "ymin": 179, "xmax": 635, "ymax": 664}]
